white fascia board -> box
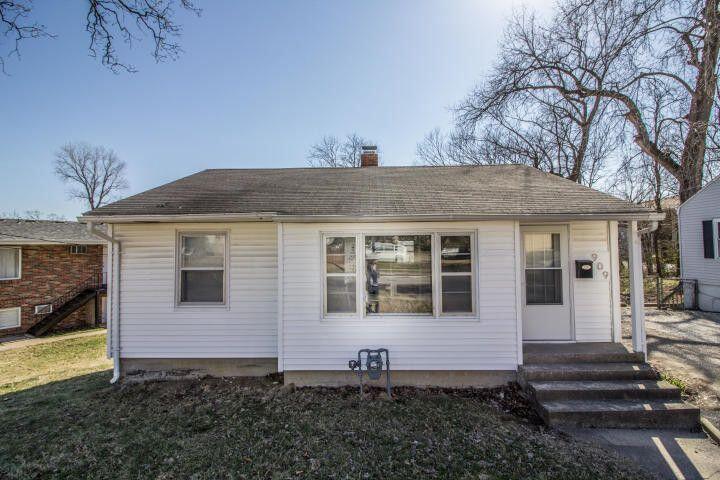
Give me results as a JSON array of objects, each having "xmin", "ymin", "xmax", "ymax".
[{"xmin": 78, "ymin": 211, "xmax": 665, "ymax": 224}]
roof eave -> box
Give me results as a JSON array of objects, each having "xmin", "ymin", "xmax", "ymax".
[{"xmin": 78, "ymin": 211, "xmax": 665, "ymax": 224}]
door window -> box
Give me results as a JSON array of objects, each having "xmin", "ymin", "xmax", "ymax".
[{"xmin": 524, "ymin": 232, "xmax": 562, "ymax": 305}]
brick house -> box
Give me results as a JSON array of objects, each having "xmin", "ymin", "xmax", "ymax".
[{"xmin": 0, "ymin": 219, "xmax": 106, "ymax": 337}]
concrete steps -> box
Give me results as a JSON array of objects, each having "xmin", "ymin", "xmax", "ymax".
[
  {"xmin": 528, "ymin": 380, "xmax": 681, "ymax": 401},
  {"xmin": 520, "ymin": 362, "xmax": 658, "ymax": 382},
  {"xmin": 539, "ymin": 400, "xmax": 700, "ymax": 429},
  {"xmin": 520, "ymin": 343, "xmax": 700, "ymax": 430}
]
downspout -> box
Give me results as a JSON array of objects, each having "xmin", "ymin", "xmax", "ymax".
[{"xmin": 87, "ymin": 222, "xmax": 122, "ymax": 383}]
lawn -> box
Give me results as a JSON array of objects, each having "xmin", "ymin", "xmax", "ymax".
[{"xmin": 0, "ymin": 334, "xmax": 650, "ymax": 479}]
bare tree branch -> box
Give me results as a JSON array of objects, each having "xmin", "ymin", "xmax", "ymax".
[
  {"xmin": 54, "ymin": 142, "xmax": 128, "ymax": 210},
  {"xmin": 0, "ymin": 1, "xmax": 200, "ymax": 74},
  {"xmin": 307, "ymin": 133, "xmax": 374, "ymax": 168}
]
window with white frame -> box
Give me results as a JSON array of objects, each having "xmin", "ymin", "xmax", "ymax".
[
  {"xmin": 69, "ymin": 245, "xmax": 88, "ymax": 254},
  {"xmin": 34, "ymin": 304, "xmax": 53, "ymax": 315},
  {"xmin": 322, "ymin": 233, "xmax": 476, "ymax": 318},
  {"xmin": 0, "ymin": 247, "xmax": 20, "ymax": 280},
  {"xmin": 324, "ymin": 236, "xmax": 357, "ymax": 314},
  {"xmin": 440, "ymin": 235, "xmax": 474, "ymax": 314},
  {"xmin": 177, "ymin": 232, "xmax": 226, "ymax": 304},
  {"xmin": 0, "ymin": 307, "xmax": 21, "ymax": 329},
  {"xmin": 714, "ymin": 219, "xmax": 720, "ymax": 260}
]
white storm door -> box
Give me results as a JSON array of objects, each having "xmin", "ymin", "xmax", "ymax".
[{"xmin": 521, "ymin": 226, "xmax": 572, "ymax": 341}]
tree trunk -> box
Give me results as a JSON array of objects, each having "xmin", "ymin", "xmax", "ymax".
[{"xmin": 678, "ymin": 0, "xmax": 720, "ymax": 201}]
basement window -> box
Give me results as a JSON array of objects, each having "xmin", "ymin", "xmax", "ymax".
[
  {"xmin": 69, "ymin": 245, "xmax": 88, "ymax": 254},
  {"xmin": 177, "ymin": 232, "xmax": 227, "ymax": 305},
  {"xmin": 34, "ymin": 304, "xmax": 53, "ymax": 315},
  {"xmin": 0, "ymin": 307, "xmax": 21, "ymax": 330}
]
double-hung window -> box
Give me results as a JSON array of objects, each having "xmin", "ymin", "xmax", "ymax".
[
  {"xmin": 440, "ymin": 235, "xmax": 474, "ymax": 314},
  {"xmin": 324, "ymin": 236, "xmax": 357, "ymax": 314},
  {"xmin": 0, "ymin": 247, "xmax": 20, "ymax": 281},
  {"xmin": 177, "ymin": 232, "xmax": 226, "ymax": 305}
]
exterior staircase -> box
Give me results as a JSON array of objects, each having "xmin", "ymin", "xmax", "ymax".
[
  {"xmin": 519, "ymin": 343, "xmax": 700, "ymax": 429},
  {"xmin": 27, "ymin": 272, "xmax": 106, "ymax": 337}
]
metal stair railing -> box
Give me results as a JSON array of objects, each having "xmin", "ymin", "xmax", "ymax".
[{"xmin": 39, "ymin": 269, "xmax": 105, "ymax": 319}]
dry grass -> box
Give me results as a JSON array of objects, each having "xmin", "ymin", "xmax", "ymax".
[{"xmin": 0, "ymin": 334, "xmax": 650, "ymax": 479}]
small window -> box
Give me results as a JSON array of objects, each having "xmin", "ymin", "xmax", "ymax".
[
  {"xmin": 177, "ymin": 233, "xmax": 226, "ymax": 304},
  {"xmin": 0, "ymin": 307, "xmax": 21, "ymax": 330},
  {"xmin": 440, "ymin": 235, "xmax": 474, "ymax": 314},
  {"xmin": 69, "ymin": 245, "xmax": 88, "ymax": 254},
  {"xmin": 364, "ymin": 235, "xmax": 433, "ymax": 314},
  {"xmin": 324, "ymin": 236, "xmax": 357, "ymax": 314},
  {"xmin": 34, "ymin": 304, "xmax": 53, "ymax": 315},
  {"xmin": 0, "ymin": 247, "xmax": 21, "ymax": 280}
]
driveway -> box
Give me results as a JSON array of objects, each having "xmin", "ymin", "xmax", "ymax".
[{"xmin": 623, "ymin": 308, "xmax": 720, "ymax": 427}]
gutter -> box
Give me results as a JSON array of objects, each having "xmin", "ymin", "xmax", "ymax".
[
  {"xmin": 79, "ymin": 211, "xmax": 666, "ymax": 224},
  {"xmin": 87, "ymin": 221, "xmax": 122, "ymax": 384}
]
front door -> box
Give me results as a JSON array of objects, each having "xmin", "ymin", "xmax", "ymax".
[{"xmin": 521, "ymin": 226, "xmax": 572, "ymax": 341}]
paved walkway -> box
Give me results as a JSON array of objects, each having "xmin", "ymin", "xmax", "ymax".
[
  {"xmin": 623, "ymin": 308, "xmax": 720, "ymax": 428},
  {"xmin": 566, "ymin": 428, "xmax": 720, "ymax": 480},
  {"xmin": 0, "ymin": 328, "xmax": 105, "ymax": 352}
]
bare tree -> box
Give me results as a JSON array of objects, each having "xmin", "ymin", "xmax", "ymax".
[
  {"xmin": 54, "ymin": 142, "xmax": 128, "ymax": 210},
  {"xmin": 417, "ymin": 92, "xmax": 618, "ymax": 187},
  {"xmin": 308, "ymin": 133, "xmax": 375, "ymax": 168},
  {"xmin": 0, "ymin": 0, "xmax": 200, "ymax": 73},
  {"xmin": 0, "ymin": 210, "xmax": 65, "ymax": 221},
  {"xmin": 459, "ymin": 0, "xmax": 720, "ymax": 201}
]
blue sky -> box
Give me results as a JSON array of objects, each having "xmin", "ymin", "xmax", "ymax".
[{"xmin": 0, "ymin": 0, "xmax": 552, "ymax": 219}]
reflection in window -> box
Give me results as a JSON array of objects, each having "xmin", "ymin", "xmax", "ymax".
[
  {"xmin": 325, "ymin": 237, "xmax": 356, "ymax": 314},
  {"xmin": 365, "ymin": 235, "xmax": 432, "ymax": 314}
]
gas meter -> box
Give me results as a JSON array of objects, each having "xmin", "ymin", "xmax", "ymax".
[{"xmin": 348, "ymin": 348, "xmax": 392, "ymax": 398}]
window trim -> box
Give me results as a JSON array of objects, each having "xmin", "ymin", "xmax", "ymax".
[
  {"xmin": 0, "ymin": 247, "xmax": 21, "ymax": 281},
  {"xmin": 175, "ymin": 230, "xmax": 229, "ymax": 307},
  {"xmin": 0, "ymin": 306, "xmax": 21, "ymax": 330},
  {"xmin": 321, "ymin": 231, "xmax": 478, "ymax": 321},
  {"xmin": 714, "ymin": 219, "xmax": 720, "ymax": 260}
]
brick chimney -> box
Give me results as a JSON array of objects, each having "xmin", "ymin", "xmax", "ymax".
[{"xmin": 360, "ymin": 145, "xmax": 378, "ymax": 167}]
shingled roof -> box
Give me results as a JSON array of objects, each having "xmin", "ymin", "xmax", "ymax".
[
  {"xmin": 0, "ymin": 219, "xmax": 105, "ymax": 245},
  {"xmin": 82, "ymin": 165, "xmax": 658, "ymax": 221}
]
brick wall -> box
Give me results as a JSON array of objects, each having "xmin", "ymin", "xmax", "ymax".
[{"xmin": 0, "ymin": 244, "xmax": 104, "ymax": 336}]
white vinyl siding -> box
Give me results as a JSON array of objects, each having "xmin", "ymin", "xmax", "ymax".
[
  {"xmin": 114, "ymin": 222, "xmax": 278, "ymax": 358},
  {"xmin": 0, "ymin": 307, "xmax": 21, "ymax": 330},
  {"xmin": 679, "ymin": 179, "xmax": 720, "ymax": 311},
  {"xmin": 281, "ymin": 221, "xmax": 519, "ymax": 372},
  {"xmin": 570, "ymin": 221, "xmax": 614, "ymax": 342}
]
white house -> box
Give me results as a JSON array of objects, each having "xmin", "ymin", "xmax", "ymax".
[
  {"xmin": 679, "ymin": 176, "xmax": 720, "ymax": 312},
  {"xmin": 79, "ymin": 150, "xmax": 663, "ymax": 389}
]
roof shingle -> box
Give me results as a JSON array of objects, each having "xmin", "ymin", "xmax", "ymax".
[{"xmin": 84, "ymin": 165, "xmax": 654, "ymax": 219}]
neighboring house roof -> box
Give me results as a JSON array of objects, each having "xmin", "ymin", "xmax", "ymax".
[
  {"xmin": 0, "ymin": 219, "xmax": 105, "ymax": 245},
  {"xmin": 81, "ymin": 165, "xmax": 660, "ymax": 222}
]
